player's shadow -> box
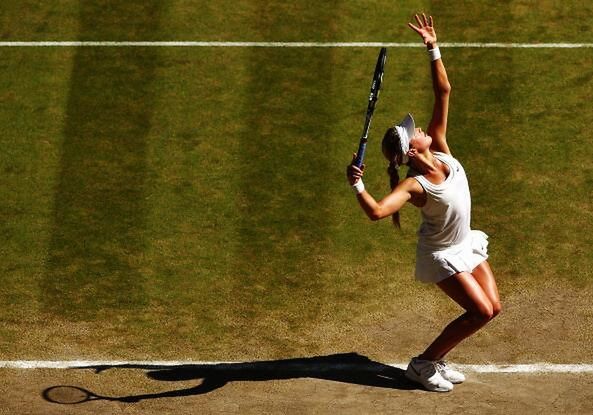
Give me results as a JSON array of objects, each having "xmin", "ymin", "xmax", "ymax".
[{"xmin": 45, "ymin": 353, "xmax": 419, "ymax": 403}]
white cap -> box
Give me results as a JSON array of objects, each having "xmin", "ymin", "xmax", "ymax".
[{"xmin": 394, "ymin": 113, "xmax": 415, "ymax": 165}]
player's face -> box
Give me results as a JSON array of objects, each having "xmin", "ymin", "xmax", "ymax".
[{"xmin": 410, "ymin": 128, "xmax": 431, "ymax": 151}]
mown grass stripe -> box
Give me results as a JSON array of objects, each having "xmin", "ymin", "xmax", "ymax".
[
  {"xmin": 226, "ymin": 2, "xmax": 340, "ymax": 355},
  {"xmin": 2, "ymin": 361, "xmax": 593, "ymax": 373},
  {"xmin": 1, "ymin": 41, "xmax": 593, "ymax": 48},
  {"xmin": 40, "ymin": 2, "xmax": 164, "ymax": 319}
]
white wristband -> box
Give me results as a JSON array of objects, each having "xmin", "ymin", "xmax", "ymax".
[
  {"xmin": 352, "ymin": 179, "xmax": 365, "ymax": 194},
  {"xmin": 428, "ymin": 47, "xmax": 441, "ymax": 61}
]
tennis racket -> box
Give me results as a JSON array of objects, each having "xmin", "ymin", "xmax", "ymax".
[{"xmin": 354, "ymin": 47, "xmax": 387, "ymax": 168}]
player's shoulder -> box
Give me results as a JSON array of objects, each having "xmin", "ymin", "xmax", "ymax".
[
  {"xmin": 399, "ymin": 175, "xmax": 425, "ymax": 195},
  {"xmin": 398, "ymin": 176, "xmax": 426, "ymax": 207},
  {"xmin": 433, "ymin": 150, "xmax": 453, "ymax": 159},
  {"xmin": 434, "ymin": 150, "xmax": 460, "ymax": 166},
  {"xmin": 435, "ymin": 150, "xmax": 463, "ymax": 166}
]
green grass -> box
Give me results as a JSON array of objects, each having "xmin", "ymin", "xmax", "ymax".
[
  {"xmin": 0, "ymin": 1, "xmax": 592, "ymax": 360},
  {"xmin": 3, "ymin": 0, "xmax": 593, "ymax": 43}
]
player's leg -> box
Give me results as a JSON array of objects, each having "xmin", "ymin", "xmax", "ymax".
[
  {"xmin": 427, "ymin": 261, "xmax": 502, "ymax": 360},
  {"xmin": 471, "ymin": 260, "xmax": 502, "ymax": 317},
  {"xmin": 405, "ymin": 271, "xmax": 494, "ymax": 391},
  {"xmin": 418, "ymin": 271, "xmax": 495, "ymax": 361}
]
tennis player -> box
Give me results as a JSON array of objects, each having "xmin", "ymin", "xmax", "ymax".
[{"xmin": 346, "ymin": 14, "xmax": 501, "ymax": 392}]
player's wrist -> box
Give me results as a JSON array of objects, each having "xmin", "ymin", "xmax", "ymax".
[
  {"xmin": 352, "ymin": 179, "xmax": 365, "ymax": 194},
  {"xmin": 428, "ymin": 45, "xmax": 441, "ymax": 61}
]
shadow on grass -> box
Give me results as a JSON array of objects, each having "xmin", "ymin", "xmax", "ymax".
[
  {"xmin": 41, "ymin": 1, "xmax": 163, "ymax": 319},
  {"xmin": 42, "ymin": 353, "xmax": 419, "ymax": 404}
]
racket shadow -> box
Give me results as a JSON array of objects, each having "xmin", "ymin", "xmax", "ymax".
[{"xmin": 42, "ymin": 353, "xmax": 419, "ymax": 404}]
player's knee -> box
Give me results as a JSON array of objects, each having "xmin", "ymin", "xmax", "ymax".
[
  {"xmin": 470, "ymin": 302, "xmax": 494, "ymax": 324},
  {"xmin": 491, "ymin": 301, "xmax": 502, "ymax": 319}
]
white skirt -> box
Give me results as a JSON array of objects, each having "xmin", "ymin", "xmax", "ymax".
[{"xmin": 415, "ymin": 230, "xmax": 489, "ymax": 283}]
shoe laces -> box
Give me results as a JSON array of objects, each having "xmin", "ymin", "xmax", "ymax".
[
  {"xmin": 418, "ymin": 360, "xmax": 439, "ymax": 378},
  {"xmin": 436, "ymin": 360, "xmax": 449, "ymax": 373}
]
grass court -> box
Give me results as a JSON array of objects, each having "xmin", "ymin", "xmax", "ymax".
[{"xmin": 1, "ymin": 1, "xmax": 592, "ymax": 413}]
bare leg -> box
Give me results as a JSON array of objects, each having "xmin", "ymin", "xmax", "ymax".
[
  {"xmin": 472, "ymin": 261, "xmax": 501, "ymax": 316},
  {"xmin": 419, "ymin": 268, "xmax": 497, "ymax": 361},
  {"xmin": 428, "ymin": 261, "xmax": 502, "ymax": 359}
]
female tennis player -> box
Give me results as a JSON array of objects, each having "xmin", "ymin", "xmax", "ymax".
[{"xmin": 346, "ymin": 14, "xmax": 501, "ymax": 392}]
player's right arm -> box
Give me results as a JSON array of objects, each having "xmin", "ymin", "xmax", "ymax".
[
  {"xmin": 347, "ymin": 160, "xmax": 422, "ymax": 221},
  {"xmin": 357, "ymin": 178, "xmax": 422, "ymax": 221}
]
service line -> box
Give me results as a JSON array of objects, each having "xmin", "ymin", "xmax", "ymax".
[{"xmin": 0, "ymin": 41, "xmax": 593, "ymax": 48}]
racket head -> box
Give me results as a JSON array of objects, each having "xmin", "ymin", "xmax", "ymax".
[
  {"xmin": 355, "ymin": 47, "xmax": 387, "ymax": 168},
  {"xmin": 43, "ymin": 385, "xmax": 94, "ymax": 404}
]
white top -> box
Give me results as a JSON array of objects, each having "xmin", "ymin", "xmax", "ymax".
[{"xmin": 409, "ymin": 152, "xmax": 472, "ymax": 251}]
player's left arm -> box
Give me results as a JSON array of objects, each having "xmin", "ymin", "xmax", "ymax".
[{"xmin": 409, "ymin": 13, "xmax": 451, "ymax": 155}]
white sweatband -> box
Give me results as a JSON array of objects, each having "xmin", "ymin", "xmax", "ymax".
[
  {"xmin": 352, "ymin": 179, "xmax": 365, "ymax": 194},
  {"xmin": 428, "ymin": 47, "xmax": 441, "ymax": 61}
]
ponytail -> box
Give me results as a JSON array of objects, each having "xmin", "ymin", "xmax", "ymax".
[
  {"xmin": 383, "ymin": 126, "xmax": 408, "ymax": 228},
  {"xmin": 387, "ymin": 161, "xmax": 401, "ymax": 228}
]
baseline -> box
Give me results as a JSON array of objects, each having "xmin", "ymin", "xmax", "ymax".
[{"xmin": 2, "ymin": 360, "xmax": 593, "ymax": 373}]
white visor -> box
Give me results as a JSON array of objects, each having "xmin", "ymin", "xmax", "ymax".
[{"xmin": 394, "ymin": 113, "xmax": 415, "ymax": 165}]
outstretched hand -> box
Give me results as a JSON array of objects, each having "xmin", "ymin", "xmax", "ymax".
[{"xmin": 408, "ymin": 13, "xmax": 437, "ymax": 46}]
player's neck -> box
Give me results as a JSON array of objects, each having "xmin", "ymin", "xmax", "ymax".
[{"xmin": 411, "ymin": 150, "xmax": 439, "ymax": 174}]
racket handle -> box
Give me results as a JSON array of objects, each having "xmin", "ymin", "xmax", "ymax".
[{"xmin": 354, "ymin": 140, "xmax": 367, "ymax": 168}]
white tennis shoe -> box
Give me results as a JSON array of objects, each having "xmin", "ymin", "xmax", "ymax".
[
  {"xmin": 436, "ymin": 360, "xmax": 466, "ymax": 384},
  {"xmin": 405, "ymin": 357, "xmax": 454, "ymax": 392}
]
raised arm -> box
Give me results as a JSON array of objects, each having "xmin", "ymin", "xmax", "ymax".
[{"xmin": 408, "ymin": 14, "xmax": 451, "ymax": 155}]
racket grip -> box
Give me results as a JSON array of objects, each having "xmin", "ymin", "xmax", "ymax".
[{"xmin": 354, "ymin": 141, "xmax": 367, "ymax": 168}]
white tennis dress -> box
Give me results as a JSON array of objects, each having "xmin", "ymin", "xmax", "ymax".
[{"xmin": 409, "ymin": 152, "xmax": 489, "ymax": 283}]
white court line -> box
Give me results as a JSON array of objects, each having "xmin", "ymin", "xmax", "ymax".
[
  {"xmin": 0, "ymin": 41, "xmax": 592, "ymax": 48},
  {"xmin": 2, "ymin": 360, "xmax": 593, "ymax": 373}
]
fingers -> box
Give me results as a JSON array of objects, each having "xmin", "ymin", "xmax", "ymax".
[
  {"xmin": 347, "ymin": 154, "xmax": 365, "ymax": 184},
  {"xmin": 410, "ymin": 13, "xmax": 434, "ymax": 28},
  {"xmin": 347, "ymin": 164, "xmax": 364, "ymax": 177},
  {"xmin": 414, "ymin": 14, "xmax": 423, "ymax": 27},
  {"xmin": 351, "ymin": 167, "xmax": 363, "ymax": 178},
  {"xmin": 408, "ymin": 22, "xmax": 421, "ymax": 33},
  {"xmin": 346, "ymin": 166, "xmax": 364, "ymax": 185}
]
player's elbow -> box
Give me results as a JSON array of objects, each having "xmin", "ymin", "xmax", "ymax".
[
  {"xmin": 368, "ymin": 207, "xmax": 391, "ymax": 221},
  {"xmin": 369, "ymin": 212, "xmax": 382, "ymax": 221},
  {"xmin": 438, "ymin": 82, "xmax": 451, "ymax": 96},
  {"xmin": 367, "ymin": 207, "xmax": 384, "ymax": 221}
]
